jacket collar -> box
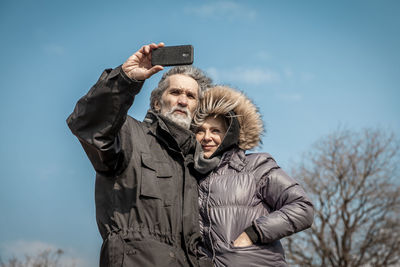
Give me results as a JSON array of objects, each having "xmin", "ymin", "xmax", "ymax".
[{"xmin": 143, "ymin": 110, "xmax": 196, "ymax": 157}]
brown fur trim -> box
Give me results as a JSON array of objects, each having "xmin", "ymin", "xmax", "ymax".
[{"xmin": 194, "ymin": 86, "xmax": 264, "ymax": 150}]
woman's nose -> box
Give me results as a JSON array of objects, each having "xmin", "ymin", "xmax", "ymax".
[{"xmin": 204, "ymin": 131, "xmax": 212, "ymax": 141}]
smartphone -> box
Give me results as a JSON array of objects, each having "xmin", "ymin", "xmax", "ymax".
[{"xmin": 151, "ymin": 45, "xmax": 194, "ymax": 66}]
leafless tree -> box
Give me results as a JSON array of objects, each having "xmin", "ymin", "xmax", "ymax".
[
  {"xmin": 285, "ymin": 128, "xmax": 400, "ymax": 267},
  {"xmin": 0, "ymin": 249, "xmax": 75, "ymax": 267}
]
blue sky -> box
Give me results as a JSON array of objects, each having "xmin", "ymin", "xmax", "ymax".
[{"xmin": 1, "ymin": 0, "xmax": 399, "ymax": 265}]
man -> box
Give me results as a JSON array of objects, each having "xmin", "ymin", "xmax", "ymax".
[{"xmin": 67, "ymin": 43, "xmax": 212, "ymax": 267}]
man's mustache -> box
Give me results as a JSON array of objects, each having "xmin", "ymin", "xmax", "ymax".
[{"xmin": 170, "ymin": 107, "xmax": 190, "ymax": 117}]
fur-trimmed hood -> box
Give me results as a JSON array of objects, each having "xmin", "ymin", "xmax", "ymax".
[{"xmin": 194, "ymin": 85, "xmax": 264, "ymax": 150}]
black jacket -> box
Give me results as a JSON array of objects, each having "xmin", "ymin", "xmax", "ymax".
[{"xmin": 67, "ymin": 66, "xmax": 206, "ymax": 267}]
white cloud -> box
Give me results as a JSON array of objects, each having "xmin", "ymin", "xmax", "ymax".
[
  {"xmin": 206, "ymin": 67, "xmax": 280, "ymax": 85},
  {"xmin": 206, "ymin": 67, "xmax": 220, "ymax": 81},
  {"xmin": 184, "ymin": 1, "xmax": 256, "ymax": 20},
  {"xmin": 1, "ymin": 240, "xmax": 89, "ymax": 267}
]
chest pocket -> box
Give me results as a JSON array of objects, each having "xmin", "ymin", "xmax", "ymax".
[{"xmin": 140, "ymin": 152, "xmax": 175, "ymax": 206}]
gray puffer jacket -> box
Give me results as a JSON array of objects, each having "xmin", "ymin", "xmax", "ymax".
[
  {"xmin": 194, "ymin": 86, "xmax": 314, "ymax": 267},
  {"xmin": 198, "ymin": 148, "xmax": 314, "ymax": 267}
]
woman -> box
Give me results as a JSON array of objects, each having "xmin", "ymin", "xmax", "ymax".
[{"xmin": 193, "ymin": 86, "xmax": 314, "ymax": 267}]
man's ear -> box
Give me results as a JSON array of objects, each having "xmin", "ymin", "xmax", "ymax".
[{"xmin": 154, "ymin": 100, "xmax": 161, "ymax": 112}]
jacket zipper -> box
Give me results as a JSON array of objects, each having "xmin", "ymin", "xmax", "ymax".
[{"xmin": 205, "ymin": 173, "xmax": 216, "ymax": 263}]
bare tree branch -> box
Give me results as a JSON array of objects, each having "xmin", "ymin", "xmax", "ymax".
[
  {"xmin": 285, "ymin": 128, "xmax": 400, "ymax": 267},
  {"xmin": 0, "ymin": 248, "xmax": 75, "ymax": 267}
]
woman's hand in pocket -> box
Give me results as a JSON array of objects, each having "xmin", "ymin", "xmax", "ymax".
[{"xmin": 233, "ymin": 232, "xmax": 253, "ymax": 247}]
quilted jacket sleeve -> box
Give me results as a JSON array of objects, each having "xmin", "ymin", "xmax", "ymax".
[
  {"xmin": 245, "ymin": 155, "xmax": 314, "ymax": 244},
  {"xmin": 66, "ymin": 66, "xmax": 144, "ymax": 176}
]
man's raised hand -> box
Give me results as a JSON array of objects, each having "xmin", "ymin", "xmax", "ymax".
[{"xmin": 122, "ymin": 42, "xmax": 165, "ymax": 81}]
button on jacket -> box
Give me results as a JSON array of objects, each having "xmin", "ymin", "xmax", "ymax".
[{"xmin": 67, "ymin": 66, "xmax": 205, "ymax": 267}]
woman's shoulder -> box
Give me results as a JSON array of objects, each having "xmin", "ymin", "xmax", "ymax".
[
  {"xmin": 244, "ymin": 151, "xmax": 276, "ymax": 163},
  {"xmin": 244, "ymin": 152, "xmax": 280, "ymax": 172}
]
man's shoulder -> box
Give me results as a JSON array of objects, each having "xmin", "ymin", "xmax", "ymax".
[
  {"xmin": 118, "ymin": 115, "xmax": 153, "ymax": 143},
  {"xmin": 123, "ymin": 115, "xmax": 148, "ymax": 130},
  {"xmin": 116, "ymin": 115, "xmax": 156, "ymax": 157}
]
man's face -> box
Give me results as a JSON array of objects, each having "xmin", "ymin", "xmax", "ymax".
[{"xmin": 156, "ymin": 74, "xmax": 199, "ymax": 129}]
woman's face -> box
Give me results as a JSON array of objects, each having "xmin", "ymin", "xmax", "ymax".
[{"xmin": 195, "ymin": 116, "xmax": 228, "ymax": 158}]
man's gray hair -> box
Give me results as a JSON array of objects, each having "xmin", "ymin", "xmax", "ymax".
[{"xmin": 150, "ymin": 65, "xmax": 212, "ymax": 111}]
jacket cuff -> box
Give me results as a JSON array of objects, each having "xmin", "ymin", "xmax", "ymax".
[
  {"xmin": 106, "ymin": 65, "xmax": 144, "ymax": 95},
  {"xmin": 244, "ymin": 225, "xmax": 260, "ymax": 244},
  {"xmin": 119, "ymin": 65, "xmax": 145, "ymax": 84}
]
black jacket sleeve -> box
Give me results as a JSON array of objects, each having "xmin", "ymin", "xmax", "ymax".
[{"xmin": 66, "ymin": 66, "xmax": 144, "ymax": 176}]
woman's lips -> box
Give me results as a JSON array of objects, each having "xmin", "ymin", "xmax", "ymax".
[{"xmin": 202, "ymin": 145, "xmax": 215, "ymax": 151}]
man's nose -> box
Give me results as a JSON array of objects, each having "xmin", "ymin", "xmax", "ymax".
[{"xmin": 177, "ymin": 95, "xmax": 188, "ymax": 106}]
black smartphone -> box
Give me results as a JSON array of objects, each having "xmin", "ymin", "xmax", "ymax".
[{"xmin": 151, "ymin": 45, "xmax": 194, "ymax": 66}]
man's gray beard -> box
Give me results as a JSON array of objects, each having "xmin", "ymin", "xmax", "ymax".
[{"xmin": 163, "ymin": 108, "xmax": 192, "ymax": 129}]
